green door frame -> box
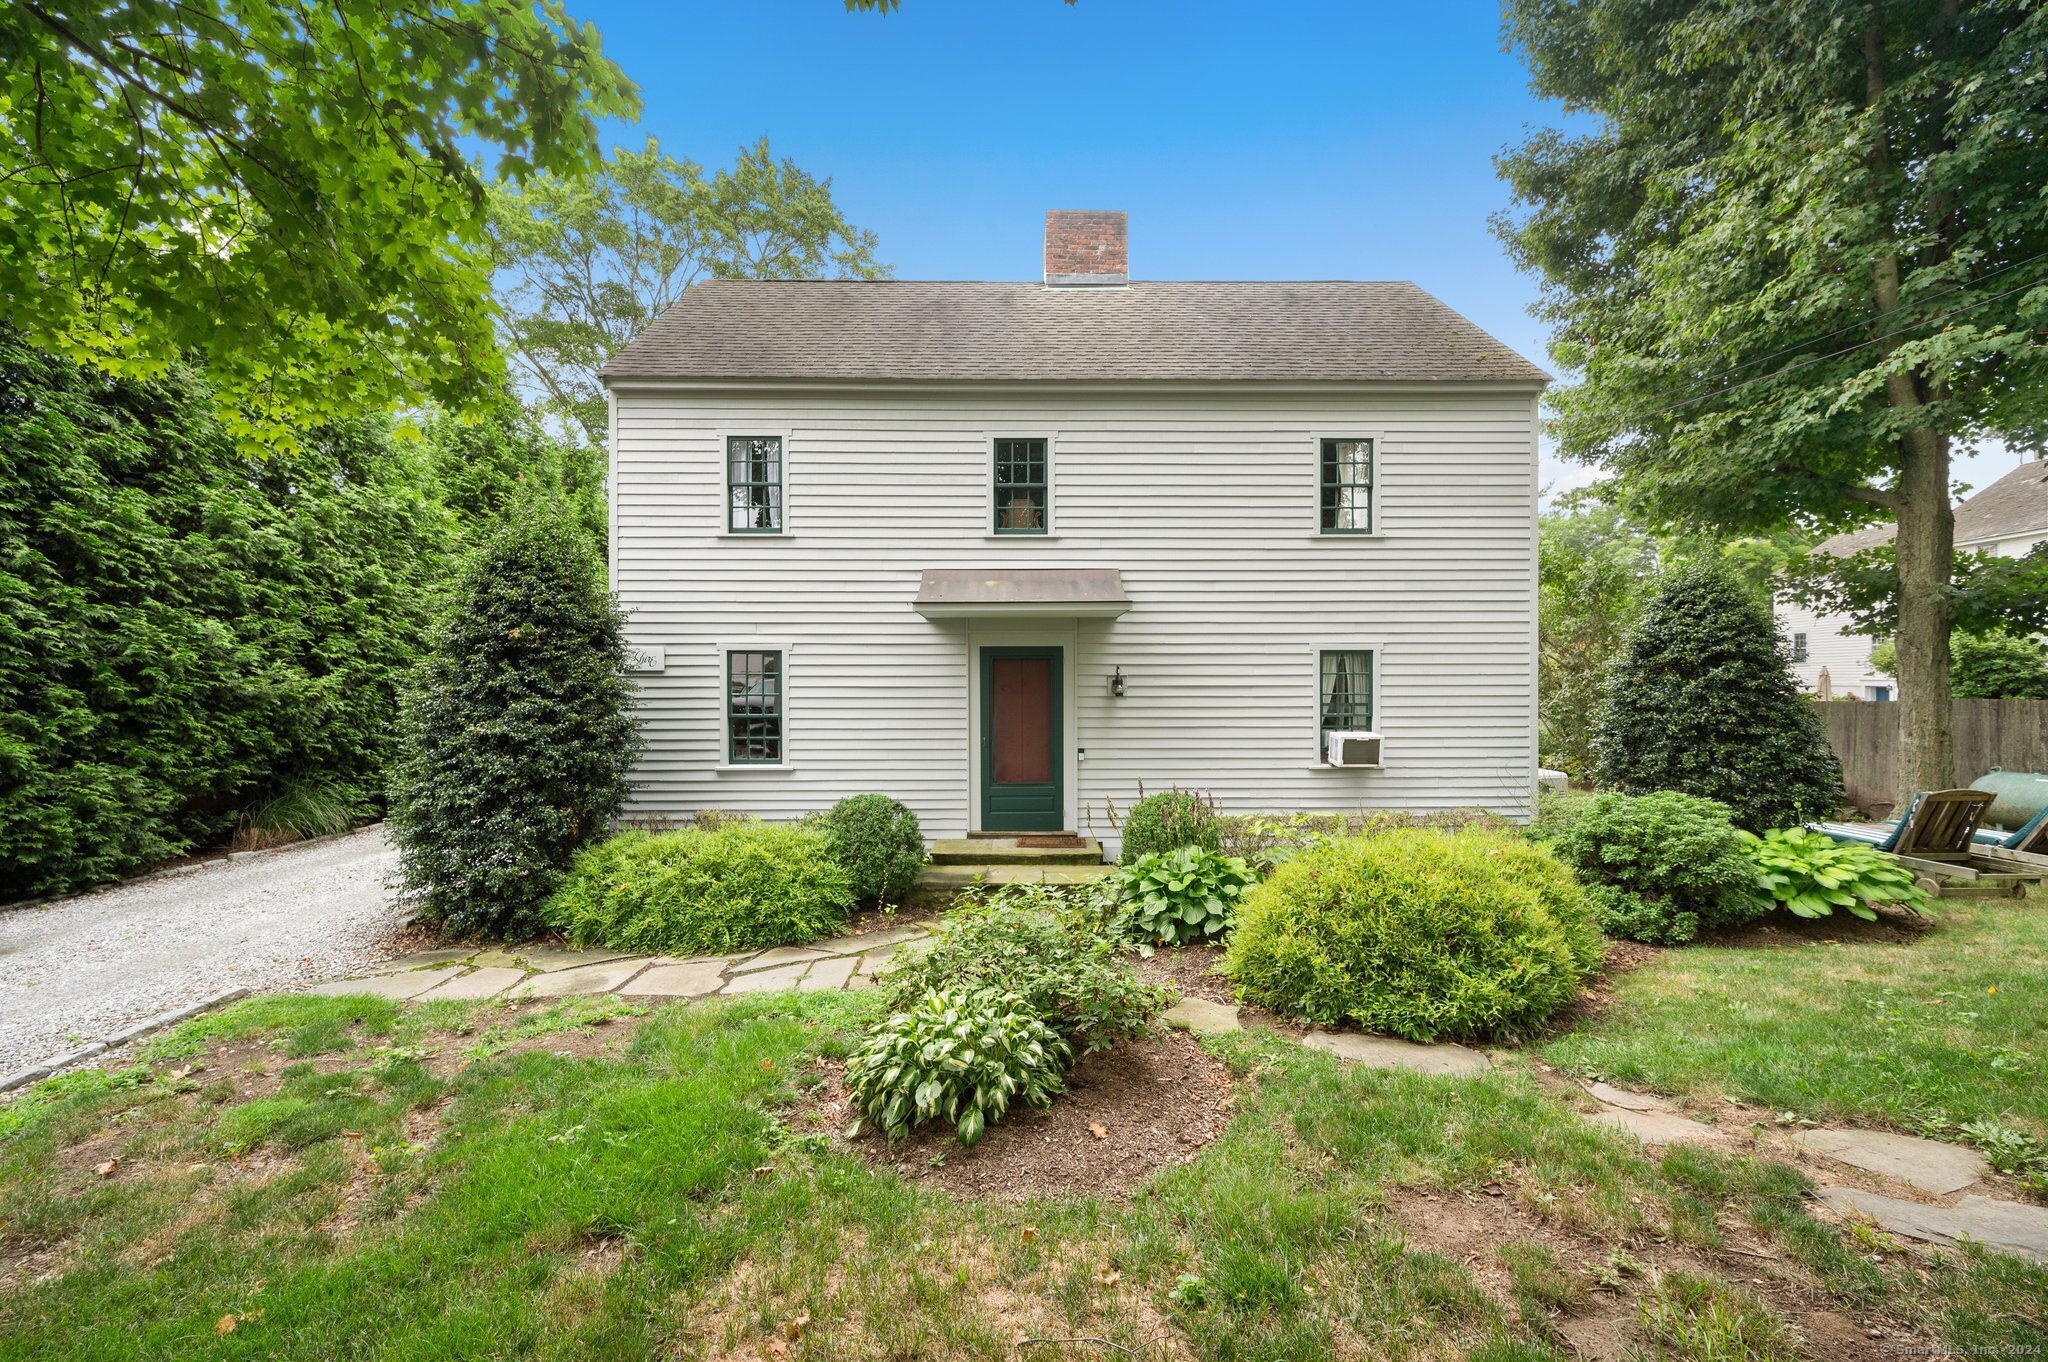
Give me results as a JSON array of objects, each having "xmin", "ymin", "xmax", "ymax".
[{"xmin": 978, "ymin": 646, "xmax": 1064, "ymax": 832}]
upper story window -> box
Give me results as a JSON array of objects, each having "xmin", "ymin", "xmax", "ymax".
[
  {"xmin": 993, "ymin": 438, "xmax": 1049, "ymax": 535},
  {"xmin": 1791, "ymin": 632, "xmax": 1809, "ymax": 663},
  {"xmin": 728, "ymin": 436, "xmax": 783, "ymax": 533},
  {"xmin": 727, "ymin": 649, "xmax": 783, "ymax": 763},
  {"xmin": 1320, "ymin": 438, "xmax": 1374, "ymax": 534}
]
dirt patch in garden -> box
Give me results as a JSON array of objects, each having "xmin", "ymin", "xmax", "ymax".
[
  {"xmin": 1384, "ymin": 1185, "xmax": 1930, "ymax": 1359},
  {"xmin": 1704, "ymin": 906, "xmax": 1933, "ymax": 950},
  {"xmin": 794, "ymin": 1028, "xmax": 1233, "ymax": 1202}
]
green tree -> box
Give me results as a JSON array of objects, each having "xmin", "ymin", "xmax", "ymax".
[
  {"xmin": 413, "ymin": 400, "xmax": 607, "ymax": 549},
  {"xmin": 1950, "ymin": 630, "xmax": 2048, "ymax": 698},
  {"xmin": 490, "ymin": 137, "xmax": 889, "ymax": 446},
  {"xmin": 388, "ymin": 499, "xmax": 638, "ymax": 938},
  {"xmin": 0, "ymin": 334, "xmax": 459, "ymax": 898},
  {"xmin": 1498, "ymin": 1, "xmax": 2048, "ymax": 806},
  {"xmin": 1539, "ymin": 507, "xmax": 1657, "ymax": 777},
  {"xmin": 1596, "ymin": 567, "xmax": 1843, "ymax": 832},
  {"xmin": 2, "ymin": 1, "xmax": 637, "ymax": 450}
]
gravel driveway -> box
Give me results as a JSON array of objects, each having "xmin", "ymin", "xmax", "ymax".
[{"xmin": 0, "ymin": 826, "xmax": 406, "ymax": 1075}]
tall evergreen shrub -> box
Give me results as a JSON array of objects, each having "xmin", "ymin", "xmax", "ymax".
[
  {"xmin": 388, "ymin": 501, "xmax": 638, "ymax": 937},
  {"xmin": 1595, "ymin": 566, "xmax": 1842, "ymax": 831},
  {"xmin": 0, "ymin": 336, "xmax": 456, "ymax": 898}
]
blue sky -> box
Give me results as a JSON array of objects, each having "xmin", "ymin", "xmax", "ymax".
[{"xmin": 569, "ymin": 0, "xmax": 2011, "ymax": 500}]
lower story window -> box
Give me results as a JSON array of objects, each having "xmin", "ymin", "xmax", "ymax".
[
  {"xmin": 1319, "ymin": 649, "xmax": 1374, "ymax": 738},
  {"xmin": 727, "ymin": 649, "xmax": 783, "ymax": 763}
]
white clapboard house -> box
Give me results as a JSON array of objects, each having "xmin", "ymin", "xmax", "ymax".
[
  {"xmin": 600, "ymin": 212, "xmax": 1547, "ymax": 850},
  {"xmin": 1778, "ymin": 457, "xmax": 2048, "ymax": 701}
]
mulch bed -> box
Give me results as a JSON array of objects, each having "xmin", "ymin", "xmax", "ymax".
[
  {"xmin": 794, "ymin": 1028, "xmax": 1233, "ymax": 1202},
  {"xmin": 1703, "ymin": 905, "xmax": 1934, "ymax": 949}
]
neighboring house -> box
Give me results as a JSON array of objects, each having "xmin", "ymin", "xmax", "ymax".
[
  {"xmin": 1778, "ymin": 457, "xmax": 2048, "ymax": 700},
  {"xmin": 600, "ymin": 211, "xmax": 1547, "ymax": 850}
]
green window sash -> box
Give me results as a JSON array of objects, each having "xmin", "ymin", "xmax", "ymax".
[
  {"xmin": 1320, "ymin": 438, "xmax": 1373, "ymax": 533},
  {"xmin": 993, "ymin": 437, "xmax": 1049, "ymax": 534},
  {"xmin": 727, "ymin": 649, "xmax": 783, "ymax": 763}
]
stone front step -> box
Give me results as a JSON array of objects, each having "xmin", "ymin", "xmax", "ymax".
[
  {"xmin": 929, "ymin": 838, "xmax": 1104, "ymax": 866},
  {"xmin": 912, "ymin": 862, "xmax": 1114, "ymax": 903}
]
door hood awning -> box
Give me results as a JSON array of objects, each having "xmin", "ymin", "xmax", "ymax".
[{"xmin": 913, "ymin": 568, "xmax": 1131, "ymax": 620}]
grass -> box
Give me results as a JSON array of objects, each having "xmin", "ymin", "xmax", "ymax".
[
  {"xmin": 1542, "ymin": 896, "xmax": 2048, "ymax": 1140},
  {"xmin": 3, "ymin": 984, "xmax": 2043, "ymax": 1359}
]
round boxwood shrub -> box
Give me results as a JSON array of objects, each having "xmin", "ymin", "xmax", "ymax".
[
  {"xmin": 1595, "ymin": 566, "xmax": 1842, "ymax": 832},
  {"xmin": 1221, "ymin": 829, "xmax": 1605, "ymax": 1042},
  {"xmin": 1117, "ymin": 788, "xmax": 1222, "ymax": 865},
  {"xmin": 544, "ymin": 823, "xmax": 854, "ymax": 955},
  {"xmin": 1541, "ymin": 790, "xmax": 1768, "ymax": 945},
  {"xmin": 388, "ymin": 499, "xmax": 637, "ymax": 938},
  {"xmin": 820, "ymin": 793, "xmax": 928, "ymax": 905}
]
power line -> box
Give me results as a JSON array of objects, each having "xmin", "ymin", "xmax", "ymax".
[{"xmin": 1642, "ymin": 268, "xmax": 2048, "ymax": 420}]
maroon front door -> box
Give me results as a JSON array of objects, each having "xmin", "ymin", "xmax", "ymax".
[{"xmin": 980, "ymin": 647, "xmax": 1063, "ymax": 831}]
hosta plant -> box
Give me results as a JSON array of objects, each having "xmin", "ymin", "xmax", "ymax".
[
  {"xmin": 844, "ymin": 988, "xmax": 1073, "ymax": 1146},
  {"xmin": 1111, "ymin": 847, "xmax": 1259, "ymax": 946},
  {"xmin": 1739, "ymin": 827, "xmax": 1931, "ymax": 921}
]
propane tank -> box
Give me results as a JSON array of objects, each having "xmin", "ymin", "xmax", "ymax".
[{"xmin": 1970, "ymin": 768, "xmax": 2048, "ymax": 832}]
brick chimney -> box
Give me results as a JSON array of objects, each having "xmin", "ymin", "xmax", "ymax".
[{"xmin": 1043, "ymin": 210, "xmax": 1128, "ymax": 287}]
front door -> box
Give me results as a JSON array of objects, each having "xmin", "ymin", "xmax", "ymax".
[{"xmin": 980, "ymin": 647, "xmax": 1063, "ymax": 831}]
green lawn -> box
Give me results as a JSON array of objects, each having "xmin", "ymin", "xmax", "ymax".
[
  {"xmin": 1542, "ymin": 897, "xmax": 2048, "ymax": 1143},
  {"xmin": 3, "ymin": 985, "xmax": 2042, "ymax": 1360}
]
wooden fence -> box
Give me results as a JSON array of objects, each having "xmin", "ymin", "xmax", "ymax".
[{"xmin": 1811, "ymin": 698, "xmax": 2048, "ymax": 816}]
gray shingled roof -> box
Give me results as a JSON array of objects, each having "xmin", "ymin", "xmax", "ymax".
[
  {"xmin": 1816, "ymin": 460, "xmax": 2048, "ymax": 556},
  {"xmin": 600, "ymin": 280, "xmax": 1549, "ymax": 385}
]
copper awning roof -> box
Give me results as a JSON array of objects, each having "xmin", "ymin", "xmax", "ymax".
[{"xmin": 913, "ymin": 568, "xmax": 1131, "ymax": 619}]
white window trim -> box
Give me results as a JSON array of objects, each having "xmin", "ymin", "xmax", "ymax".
[
  {"xmin": 714, "ymin": 640, "xmax": 796, "ymax": 770},
  {"xmin": 716, "ymin": 428, "xmax": 793, "ymax": 537},
  {"xmin": 1310, "ymin": 430, "xmax": 1385, "ymax": 537},
  {"xmin": 985, "ymin": 432, "xmax": 1059, "ymax": 538},
  {"xmin": 1307, "ymin": 641, "xmax": 1383, "ymax": 769}
]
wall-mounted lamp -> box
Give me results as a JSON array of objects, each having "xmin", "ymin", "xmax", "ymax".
[{"xmin": 1109, "ymin": 666, "xmax": 1127, "ymax": 698}]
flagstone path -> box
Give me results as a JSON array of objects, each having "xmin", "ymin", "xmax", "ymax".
[{"xmin": 304, "ymin": 924, "xmax": 934, "ymax": 1004}]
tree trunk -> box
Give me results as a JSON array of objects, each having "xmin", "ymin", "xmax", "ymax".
[
  {"xmin": 1893, "ymin": 427, "xmax": 1956, "ymax": 800},
  {"xmin": 1864, "ymin": 16, "xmax": 1957, "ymax": 804}
]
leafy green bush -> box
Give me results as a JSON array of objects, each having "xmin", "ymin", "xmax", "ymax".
[
  {"xmin": 389, "ymin": 499, "xmax": 638, "ymax": 938},
  {"xmin": 845, "ymin": 987, "xmax": 1072, "ymax": 1146},
  {"xmin": 1950, "ymin": 629, "xmax": 2048, "ymax": 699},
  {"xmin": 889, "ymin": 884, "xmax": 1172, "ymax": 1053},
  {"xmin": 1541, "ymin": 791, "xmax": 1768, "ymax": 945},
  {"xmin": 0, "ymin": 337, "xmax": 460, "ymax": 899},
  {"xmin": 1222, "ymin": 829, "xmax": 1604, "ymax": 1042},
  {"xmin": 546, "ymin": 824, "xmax": 854, "ymax": 954},
  {"xmin": 1216, "ymin": 813, "xmax": 1342, "ymax": 875},
  {"xmin": 820, "ymin": 794, "xmax": 928, "ymax": 905},
  {"xmin": 1595, "ymin": 566, "xmax": 1843, "ymax": 832},
  {"xmin": 1111, "ymin": 847, "xmax": 1258, "ymax": 946},
  {"xmin": 1117, "ymin": 788, "xmax": 1222, "ymax": 865},
  {"xmin": 1739, "ymin": 827, "xmax": 1930, "ymax": 921}
]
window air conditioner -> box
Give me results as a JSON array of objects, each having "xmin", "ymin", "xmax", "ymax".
[{"xmin": 1325, "ymin": 730, "xmax": 1383, "ymax": 768}]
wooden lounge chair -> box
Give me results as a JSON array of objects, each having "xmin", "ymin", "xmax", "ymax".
[
  {"xmin": 1809, "ymin": 788, "xmax": 1993, "ymax": 863},
  {"xmin": 1971, "ymin": 803, "xmax": 2048, "ymax": 855}
]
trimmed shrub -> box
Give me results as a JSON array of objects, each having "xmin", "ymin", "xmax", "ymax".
[
  {"xmin": 546, "ymin": 823, "xmax": 854, "ymax": 955},
  {"xmin": 1222, "ymin": 829, "xmax": 1604, "ymax": 1042},
  {"xmin": 889, "ymin": 884, "xmax": 1173, "ymax": 1054},
  {"xmin": 845, "ymin": 988, "xmax": 1071, "ymax": 1146},
  {"xmin": 1117, "ymin": 788, "xmax": 1223, "ymax": 865},
  {"xmin": 1111, "ymin": 847, "xmax": 1257, "ymax": 946},
  {"xmin": 388, "ymin": 501, "xmax": 638, "ymax": 938},
  {"xmin": 820, "ymin": 794, "xmax": 928, "ymax": 905},
  {"xmin": 1595, "ymin": 566, "xmax": 1843, "ymax": 832},
  {"xmin": 1541, "ymin": 791, "xmax": 1768, "ymax": 945}
]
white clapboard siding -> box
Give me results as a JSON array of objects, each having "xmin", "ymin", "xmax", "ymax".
[
  {"xmin": 611, "ymin": 384, "xmax": 1540, "ymax": 845},
  {"xmin": 1775, "ymin": 597, "xmax": 1893, "ymax": 700}
]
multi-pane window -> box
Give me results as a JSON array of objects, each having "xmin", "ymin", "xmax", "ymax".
[
  {"xmin": 726, "ymin": 650, "xmax": 783, "ymax": 763},
  {"xmin": 1319, "ymin": 438, "xmax": 1373, "ymax": 533},
  {"xmin": 1319, "ymin": 650, "xmax": 1374, "ymax": 738},
  {"xmin": 728, "ymin": 436, "xmax": 783, "ymax": 533},
  {"xmin": 993, "ymin": 438, "xmax": 1049, "ymax": 534},
  {"xmin": 1791, "ymin": 632, "xmax": 1809, "ymax": 663}
]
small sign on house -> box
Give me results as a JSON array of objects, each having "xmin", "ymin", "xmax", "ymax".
[{"xmin": 624, "ymin": 644, "xmax": 666, "ymax": 674}]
